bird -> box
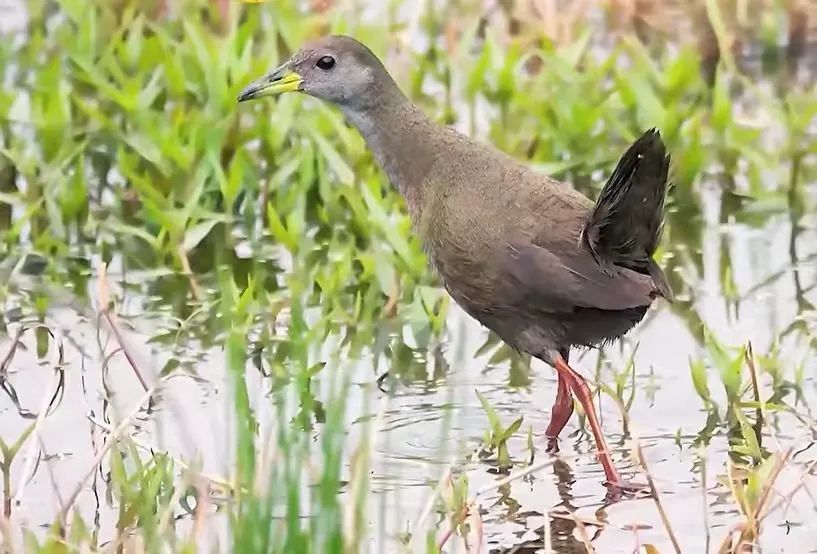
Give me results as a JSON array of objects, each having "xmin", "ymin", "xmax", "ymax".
[{"xmin": 238, "ymin": 35, "xmax": 672, "ymax": 489}]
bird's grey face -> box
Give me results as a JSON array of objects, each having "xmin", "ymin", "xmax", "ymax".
[{"xmin": 237, "ymin": 44, "xmax": 377, "ymax": 110}]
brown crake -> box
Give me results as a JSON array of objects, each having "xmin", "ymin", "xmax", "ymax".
[{"xmin": 239, "ymin": 35, "xmax": 672, "ymax": 488}]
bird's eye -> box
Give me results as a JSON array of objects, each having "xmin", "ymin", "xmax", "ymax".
[{"xmin": 316, "ymin": 56, "xmax": 335, "ymax": 70}]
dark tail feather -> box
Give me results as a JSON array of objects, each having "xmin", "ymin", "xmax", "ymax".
[{"xmin": 582, "ymin": 128, "xmax": 672, "ymax": 296}]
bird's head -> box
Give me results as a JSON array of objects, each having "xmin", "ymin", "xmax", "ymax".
[{"xmin": 237, "ymin": 35, "xmax": 392, "ymax": 112}]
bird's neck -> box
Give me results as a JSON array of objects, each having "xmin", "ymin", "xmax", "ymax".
[{"xmin": 341, "ymin": 97, "xmax": 437, "ymax": 213}]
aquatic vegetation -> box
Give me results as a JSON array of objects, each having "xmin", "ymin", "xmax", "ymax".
[
  {"xmin": 476, "ymin": 391, "xmax": 523, "ymax": 471},
  {"xmin": 0, "ymin": 0, "xmax": 815, "ymax": 552}
]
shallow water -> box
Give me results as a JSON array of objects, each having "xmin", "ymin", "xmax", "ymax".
[
  {"xmin": 3, "ymin": 192, "xmax": 816, "ymax": 553},
  {"xmin": 364, "ymin": 205, "xmax": 817, "ymax": 552},
  {"xmin": 2, "ymin": 1, "xmax": 817, "ymax": 553}
]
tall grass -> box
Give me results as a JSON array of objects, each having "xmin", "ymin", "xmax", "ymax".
[{"xmin": 0, "ymin": 0, "xmax": 815, "ymax": 552}]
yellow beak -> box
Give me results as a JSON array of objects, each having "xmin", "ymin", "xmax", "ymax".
[{"xmin": 237, "ymin": 62, "xmax": 303, "ymax": 102}]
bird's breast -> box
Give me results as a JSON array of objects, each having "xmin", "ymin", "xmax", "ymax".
[{"xmin": 420, "ymin": 213, "xmax": 506, "ymax": 316}]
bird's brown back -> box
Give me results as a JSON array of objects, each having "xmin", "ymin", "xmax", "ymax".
[{"xmin": 412, "ymin": 126, "xmax": 596, "ymax": 316}]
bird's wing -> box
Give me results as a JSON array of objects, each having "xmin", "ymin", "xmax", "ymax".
[{"xmin": 503, "ymin": 242, "xmax": 659, "ymax": 314}]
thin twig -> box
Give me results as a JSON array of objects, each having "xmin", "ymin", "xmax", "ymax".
[
  {"xmin": 548, "ymin": 509, "xmax": 606, "ymax": 527},
  {"xmin": 59, "ymin": 379, "xmax": 166, "ymax": 524},
  {"xmin": 410, "ymin": 462, "xmax": 454, "ymax": 550},
  {"xmin": 97, "ymin": 263, "xmax": 150, "ymax": 391},
  {"xmin": 469, "ymin": 456, "xmax": 594, "ymax": 552},
  {"xmin": 436, "ymin": 524, "xmax": 455, "ymax": 550},
  {"xmin": 745, "ymin": 343, "xmax": 781, "ymax": 452},
  {"xmin": 0, "ymin": 325, "xmax": 64, "ymax": 419},
  {"xmin": 474, "ymin": 456, "xmax": 563, "ymax": 498},
  {"xmin": 192, "ymin": 478, "xmax": 211, "ymax": 545},
  {"xmin": 0, "ymin": 327, "xmax": 24, "ymax": 377},
  {"xmin": 746, "ymin": 449, "xmax": 793, "ymax": 533},
  {"xmin": 86, "ymin": 415, "xmax": 233, "ymax": 490},
  {"xmin": 468, "ymin": 500, "xmax": 483, "ymax": 553},
  {"xmin": 572, "ymin": 513, "xmax": 596, "ymax": 553},
  {"xmin": 154, "ymin": 475, "xmax": 192, "ymax": 543},
  {"xmin": 37, "ymin": 435, "xmax": 65, "ymax": 515},
  {"xmin": 700, "ymin": 447, "xmax": 711, "ymax": 553},
  {"xmin": 719, "ymin": 448, "xmax": 793, "ymax": 552},
  {"xmin": 11, "ymin": 368, "xmax": 64, "ymax": 505},
  {"xmin": 0, "ymin": 515, "xmax": 15, "ymax": 554},
  {"xmin": 97, "ymin": 263, "xmax": 203, "ymax": 463},
  {"xmin": 761, "ymin": 459, "xmax": 817, "ymax": 522},
  {"xmin": 176, "ymin": 244, "xmax": 202, "ymax": 301},
  {"xmin": 344, "ymin": 392, "xmax": 387, "ymax": 552},
  {"xmin": 635, "ymin": 441, "xmax": 682, "ymax": 554}
]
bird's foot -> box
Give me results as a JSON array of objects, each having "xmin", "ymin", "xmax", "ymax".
[{"xmin": 545, "ymin": 436, "xmax": 560, "ymax": 453}]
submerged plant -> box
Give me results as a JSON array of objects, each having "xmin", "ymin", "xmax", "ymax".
[{"xmin": 476, "ymin": 391, "xmax": 523, "ymax": 472}]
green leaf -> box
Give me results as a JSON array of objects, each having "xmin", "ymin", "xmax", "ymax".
[
  {"xmin": 476, "ymin": 390, "xmax": 502, "ymax": 436},
  {"xmin": 664, "ymin": 46, "xmax": 700, "ymax": 96},
  {"xmin": 99, "ymin": 220, "xmax": 159, "ymax": 248},
  {"xmin": 497, "ymin": 442, "xmax": 511, "ymax": 468},
  {"xmin": 306, "ymin": 362, "xmax": 326, "ymax": 378},
  {"xmin": 58, "ymin": 158, "xmax": 89, "ymax": 220},
  {"xmin": 372, "ymin": 250, "xmax": 397, "ymax": 298},
  {"xmin": 703, "ymin": 328, "xmax": 730, "ymax": 367},
  {"xmin": 689, "ymin": 358, "xmax": 711, "ymax": 404},
  {"xmin": 67, "ymin": 505, "xmax": 90, "ymax": 545},
  {"xmin": 22, "ymin": 528, "xmax": 40, "ymax": 553},
  {"xmin": 183, "ymin": 219, "xmax": 219, "ymax": 252},
  {"xmin": 712, "ymin": 72, "xmax": 731, "ymax": 133},
  {"xmin": 501, "ymin": 416, "xmax": 523, "ymax": 442},
  {"xmin": 0, "ymin": 421, "xmax": 37, "ymax": 467},
  {"xmin": 466, "ymin": 39, "xmax": 492, "ymax": 100},
  {"xmin": 751, "ymin": 454, "xmax": 780, "ymax": 504},
  {"xmin": 222, "ymin": 150, "xmax": 247, "ymax": 208},
  {"xmin": 453, "ymin": 474, "xmax": 468, "ymax": 507},
  {"xmin": 559, "ymin": 29, "xmax": 592, "ymax": 67},
  {"xmin": 734, "ymin": 408, "xmax": 762, "ymax": 461},
  {"xmin": 8, "ymin": 422, "xmax": 37, "ymax": 460},
  {"xmin": 721, "ymin": 349, "xmax": 745, "ymax": 404},
  {"xmin": 309, "ymin": 129, "xmax": 354, "ymax": 184},
  {"xmin": 526, "ymin": 426, "xmax": 534, "ymax": 458},
  {"xmin": 266, "ymin": 203, "xmax": 297, "ymax": 252}
]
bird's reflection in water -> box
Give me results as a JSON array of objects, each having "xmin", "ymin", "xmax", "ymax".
[
  {"xmin": 499, "ymin": 458, "xmax": 608, "ymax": 553},
  {"xmin": 549, "ymin": 458, "xmax": 606, "ymax": 553}
]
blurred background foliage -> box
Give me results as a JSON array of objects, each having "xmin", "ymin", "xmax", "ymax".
[
  {"xmin": 2, "ymin": 0, "xmax": 814, "ymax": 341},
  {"xmin": 0, "ymin": 0, "xmax": 816, "ymax": 552}
]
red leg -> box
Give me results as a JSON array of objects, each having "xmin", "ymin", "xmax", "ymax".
[
  {"xmin": 545, "ymin": 372, "xmax": 573, "ymax": 452},
  {"xmin": 552, "ymin": 354, "xmax": 622, "ymax": 486}
]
